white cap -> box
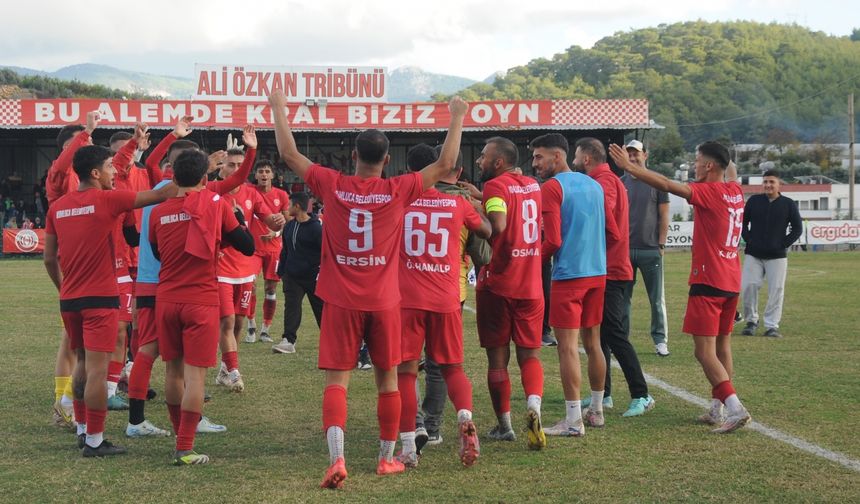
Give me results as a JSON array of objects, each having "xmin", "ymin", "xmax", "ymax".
[{"xmin": 625, "ymin": 139, "xmax": 645, "ymax": 152}]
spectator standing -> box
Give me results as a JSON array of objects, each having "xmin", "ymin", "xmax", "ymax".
[{"xmin": 740, "ymin": 169, "xmax": 802, "ymax": 338}]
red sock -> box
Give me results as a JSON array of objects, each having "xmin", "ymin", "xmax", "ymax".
[
  {"xmin": 397, "ymin": 372, "xmax": 418, "ymax": 433},
  {"xmin": 222, "ymin": 351, "xmax": 239, "ymax": 372},
  {"xmin": 130, "ymin": 328, "xmax": 140, "ymax": 356},
  {"xmin": 176, "ymin": 410, "xmax": 201, "ymax": 451},
  {"xmin": 441, "ymin": 364, "xmax": 473, "ymax": 413},
  {"xmin": 487, "ymin": 368, "xmax": 511, "ymax": 416},
  {"xmin": 107, "ymin": 360, "xmax": 123, "ymax": 385},
  {"xmin": 73, "ymin": 399, "xmax": 87, "ymax": 425},
  {"xmin": 322, "ymin": 385, "xmax": 348, "ymax": 432},
  {"xmin": 86, "ymin": 408, "xmax": 107, "ymax": 435},
  {"xmin": 167, "ymin": 403, "xmax": 181, "ymax": 433},
  {"xmin": 377, "ymin": 391, "xmax": 401, "ymax": 442},
  {"xmin": 519, "ymin": 357, "xmax": 544, "ymax": 397},
  {"xmin": 712, "ymin": 380, "xmax": 736, "ymax": 403},
  {"xmin": 263, "ymin": 294, "xmax": 277, "ymax": 326},
  {"xmin": 128, "ymin": 352, "xmax": 154, "ymax": 400}
]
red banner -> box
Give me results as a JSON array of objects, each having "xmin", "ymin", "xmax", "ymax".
[
  {"xmin": 2, "ymin": 228, "xmax": 45, "ymax": 254},
  {"xmin": 0, "ymin": 98, "xmax": 651, "ymax": 131}
]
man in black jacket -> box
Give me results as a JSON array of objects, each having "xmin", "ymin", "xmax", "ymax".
[
  {"xmin": 272, "ymin": 192, "xmax": 323, "ymax": 353},
  {"xmin": 740, "ymin": 169, "xmax": 803, "ymax": 338}
]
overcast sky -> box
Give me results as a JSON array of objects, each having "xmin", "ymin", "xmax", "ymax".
[{"xmin": 1, "ymin": 0, "xmax": 855, "ymax": 81}]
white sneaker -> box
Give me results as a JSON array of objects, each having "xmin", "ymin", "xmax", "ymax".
[
  {"xmin": 197, "ymin": 416, "xmax": 227, "ymax": 433},
  {"xmin": 126, "ymin": 419, "xmax": 171, "ymax": 438},
  {"xmin": 583, "ymin": 408, "xmax": 605, "ymax": 428},
  {"xmin": 655, "ymin": 342, "xmax": 670, "ymax": 357},
  {"xmin": 226, "ymin": 369, "xmax": 245, "ymax": 392},
  {"xmin": 259, "ymin": 331, "xmax": 274, "ymax": 343},
  {"xmin": 543, "ymin": 418, "xmax": 585, "ymax": 437},
  {"xmin": 712, "ymin": 407, "xmax": 751, "ymax": 434},
  {"xmin": 396, "ymin": 450, "xmax": 419, "ymax": 468},
  {"xmin": 244, "ymin": 331, "xmax": 257, "ymax": 343},
  {"xmin": 272, "ymin": 338, "xmax": 296, "ymax": 354},
  {"xmin": 697, "ymin": 404, "xmax": 725, "ymax": 426}
]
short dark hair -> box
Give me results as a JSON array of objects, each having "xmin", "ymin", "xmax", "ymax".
[
  {"xmin": 407, "ymin": 143, "xmax": 438, "ymax": 172},
  {"xmin": 355, "ymin": 129, "xmax": 390, "ymax": 164},
  {"xmin": 433, "ymin": 144, "xmax": 463, "ymax": 169},
  {"xmin": 226, "ymin": 148, "xmax": 245, "ymax": 158},
  {"xmin": 697, "ymin": 141, "xmax": 730, "ymax": 168},
  {"xmin": 530, "ymin": 133, "xmax": 569, "ymax": 154},
  {"xmin": 166, "ymin": 139, "xmax": 199, "ymax": 164},
  {"xmin": 72, "ymin": 145, "xmax": 112, "ymax": 181},
  {"xmin": 486, "ymin": 136, "xmax": 518, "ymax": 167},
  {"xmin": 109, "ymin": 131, "xmax": 133, "ymax": 145},
  {"xmin": 762, "ymin": 169, "xmax": 780, "ymax": 178},
  {"xmin": 172, "ymin": 149, "xmax": 210, "ymax": 187},
  {"xmin": 289, "ymin": 191, "xmax": 310, "ymax": 210},
  {"xmin": 255, "ymin": 160, "xmax": 274, "ymax": 172},
  {"xmin": 574, "ymin": 137, "xmax": 606, "ymax": 163},
  {"xmin": 56, "ymin": 124, "xmax": 85, "ymax": 150}
]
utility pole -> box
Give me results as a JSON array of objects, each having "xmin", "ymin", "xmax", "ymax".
[{"xmin": 850, "ymin": 93, "xmax": 855, "ymax": 220}]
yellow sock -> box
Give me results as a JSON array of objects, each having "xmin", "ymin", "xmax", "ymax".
[
  {"xmin": 63, "ymin": 377, "xmax": 74, "ymax": 401},
  {"xmin": 55, "ymin": 376, "xmax": 71, "ymax": 402}
]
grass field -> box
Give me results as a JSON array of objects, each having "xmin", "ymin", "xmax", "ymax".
[{"xmin": 1, "ymin": 252, "xmax": 858, "ymax": 503}]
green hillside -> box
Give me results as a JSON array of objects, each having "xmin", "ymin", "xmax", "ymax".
[{"xmin": 444, "ymin": 21, "xmax": 860, "ymax": 161}]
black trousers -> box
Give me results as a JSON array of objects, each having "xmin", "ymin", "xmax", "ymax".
[
  {"xmin": 282, "ymin": 274, "xmax": 324, "ymax": 344},
  {"xmin": 601, "ymin": 280, "xmax": 648, "ymax": 399}
]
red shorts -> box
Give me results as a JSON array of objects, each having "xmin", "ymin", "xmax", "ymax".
[
  {"xmin": 136, "ymin": 303, "xmax": 158, "ymax": 347},
  {"xmin": 476, "ymin": 289, "xmax": 543, "ymax": 349},
  {"xmin": 401, "ymin": 308, "xmax": 463, "ymax": 365},
  {"xmin": 61, "ymin": 308, "xmax": 119, "ymax": 352},
  {"xmin": 319, "ymin": 304, "xmax": 400, "ymax": 371},
  {"xmin": 157, "ymin": 302, "xmax": 220, "ymax": 367},
  {"xmin": 682, "ymin": 295, "xmax": 739, "ymax": 337},
  {"xmin": 257, "ymin": 252, "xmax": 281, "ymax": 282},
  {"xmin": 218, "ymin": 281, "xmax": 254, "ymax": 318},
  {"xmin": 549, "ymin": 276, "xmax": 606, "ymax": 329},
  {"xmin": 117, "ymin": 280, "xmax": 134, "ymax": 323}
]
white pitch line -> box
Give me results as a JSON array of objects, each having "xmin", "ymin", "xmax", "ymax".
[{"xmin": 462, "ymin": 302, "xmax": 860, "ymax": 473}]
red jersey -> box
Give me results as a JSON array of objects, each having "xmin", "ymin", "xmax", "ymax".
[
  {"xmin": 688, "ymin": 181, "xmax": 744, "ymax": 292},
  {"xmin": 476, "ymin": 172, "xmax": 542, "ymax": 300},
  {"xmin": 46, "ymin": 131, "xmax": 90, "ymax": 205},
  {"xmin": 589, "ymin": 163, "xmax": 633, "ymax": 281},
  {"xmin": 112, "ymin": 211, "xmax": 137, "ymax": 278},
  {"xmin": 399, "ymin": 189, "xmax": 483, "ymax": 313},
  {"xmin": 251, "ymin": 185, "xmax": 289, "ymax": 255},
  {"xmin": 45, "ymin": 188, "xmax": 137, "ymax": 300},
  {"xmin": 150, "ymin": 191, "xmax": 240, "ymax": 305},
  {"xmin": 217, "ymin": 184, "xmax": 274, "ymax": 281},
  {"xmin": 305, "ymin": 164, "xmax": 424, "ymax": 311}
]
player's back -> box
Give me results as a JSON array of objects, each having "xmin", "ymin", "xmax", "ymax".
[
  {"xmin": 478, "ymin": 171, "xmax": 542, "ymax": 299},
  {"xmin": 688, "ymin": 181, "xmax": 744, "ymax": 292},
  {"xmin": 304, "ymin": 164, "xmax": 424, "ymax": 311},
  {"xmin": 151, "ymin": 194, "xmax": 231, "ymax": 305},
  {"xmin": 399, "ymin": 188, "xmax": 479, "ymax": 312}
]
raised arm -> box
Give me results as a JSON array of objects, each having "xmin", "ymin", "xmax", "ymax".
[
  {"xmin": 208, "ymin": 125, "xmax": 257, "ymax": 195},
  {"xmin": 144, "ymin": 115, "xmax": 194, "ymax": 184},
  {"xmin": 47, "ymin": 111, "xmax": 98, "ymax": 202},
  {"xmin": 419, "ymin": 97, "xmax": 468, "ymax": 190},
  {"xmin": 114, "ymin": 124, "xmax": 145, "ymax": 179},
  {"xmin": 609, "ymin": 144, "xmax": 693, "ymax": 201},
  {"xmin": 269, "ymin": 89, "xmax": 313, "ymax": 180}
]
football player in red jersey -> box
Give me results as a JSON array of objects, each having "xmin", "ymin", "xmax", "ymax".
[
  {"xmin": 475, "ymin": 137, "xmax": 547, "ymax": 450},
  {"xmin": 269, "ymin": 88, "xmax": 468, "ymax": 488},
  {"xmin": 395, "ymin": 144, "xmax": 491, "ymax": 468},
  {"xmin": 44, "ymin": 139, "xmax": 177, "ymax": 457},
  {"xmin": 214, "ymin": 145, "xmax": 285, "ymax": 392},
  {"xmin": 245, "ymin": 160, "xmax": 290, "ymax": 344},
  {"xmin": 609, "ymin": 141, "xmax": 752, "ymax": 434}
]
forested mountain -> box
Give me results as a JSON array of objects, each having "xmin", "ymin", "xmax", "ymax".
[
  {"xmin": 443, "ymin": 21, "xmax": 860, "ymax": 163},
  {"xmin": 0, "ymin": 68, "xmax": 152, "ymax": 100}
]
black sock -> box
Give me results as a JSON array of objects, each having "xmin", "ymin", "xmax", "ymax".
[{"xmin": 129, "ymin": 399, "xmax": 146, "ymax": 425}]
